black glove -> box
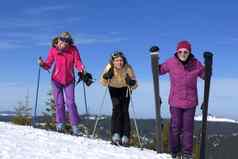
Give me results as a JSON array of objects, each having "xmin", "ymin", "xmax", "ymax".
[
  {"xmin": 125, "ymin": 74, "xmax": 136, "ymax": 86},
  {"xmin": 103, "ymin": 67, "xmax": 114, "ymax": 80},
  {"xmin": 83, "ymin": 72, "xmax": 93, "ymax": 86},
  {"xmin": 77, "ymin": 71, "xmax": 94, "ymax": 86}
]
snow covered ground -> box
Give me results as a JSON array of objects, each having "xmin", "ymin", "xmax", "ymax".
[
  {"xmin": 194, "ymin": 114, "xmax": 238, "ymax": 123},
  {"xmin": 0, "ymin": 122, "xmax": 171, "ymax": 159}
]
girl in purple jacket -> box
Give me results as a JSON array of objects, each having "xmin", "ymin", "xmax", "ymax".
[{"xmin": 159, "ymin": 41, "xmax": 204, "ymax": 159}]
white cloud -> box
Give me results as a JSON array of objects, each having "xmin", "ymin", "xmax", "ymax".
[
  {"xmin": 23, "ymin": 5, "xmax": 73, "ymax": 15},
  {"xmin": 0, "ymin": 30, "xmax": 126, "ymax": 50},
  {"xmin": 0, "ymin": 82, "xmax": 22, "ymax": 87},
  {"xmin": 75, "ymin": 34, "xmax": 127, "ymax": 45},
  {"xmin": 0, "ymin": 42, "xmax": 22, "ymax": 49},
  {"xmin": 0, "ymin": 16, "xmax": 81, "ymax": 31},
  {"xmin": 0, "ymin": 32, "xmax": 51, "ymax": 49},
  {"xmin": 0, "ymin": 19, "xmax": 51, "ymax": 29}
]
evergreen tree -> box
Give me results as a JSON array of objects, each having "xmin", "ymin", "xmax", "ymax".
[
  {"xmin": 42, "ymin": 91, "xmax": 56, "ymax": 130},
  {"xmin": 11, "ymin": 92, "xmax": 32, "ymax": 125},
  {"xmin": 42, "ymin": 91, "xmax": 71, "ymax": 133}
]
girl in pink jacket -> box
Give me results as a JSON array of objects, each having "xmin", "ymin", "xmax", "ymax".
[
  {"xmin": 39, "ymin": 32, "xmax": 89, "ymax": 136},
  {"xmin": 159, "ymin": 41, "xmax": 204, "ymax": 159}
]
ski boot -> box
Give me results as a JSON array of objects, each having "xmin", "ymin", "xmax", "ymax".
[
  {"xmin": 56, "ymin": 123, "xmax": 65, "ymax": 133},
  {"xmin": 121, "ymin": 135, "xmax": 129, "ymax": 147},
  {"xmin": 72, "ymin": 125, "xmax": 83, "ymax": 136},
  {"xmin": 171, "ymin": 153, "xmax": 181, "ymax": 159},
  {"xmin": 182, "ymin": 153, "xmax": 192, "ymax": 159},
  {"xmin": 112, "ymin": 133, "xmax": 120, "ymax": 146}
]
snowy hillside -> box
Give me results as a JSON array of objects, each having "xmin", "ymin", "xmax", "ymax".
[
  {"xmin": 195, "ymin": 114, "xmax": 238, "ymax": 124},
  {"xmin": 0, "ymin": 122, "xmax": 171, "ymax": 159},
  {"xmin": 0, "ymin": 111, "xmax": 16, "ymax": 116}
]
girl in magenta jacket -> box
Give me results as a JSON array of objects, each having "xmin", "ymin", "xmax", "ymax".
[
  {"xmin": 38, "ymin": 32, "xmax": 85, "ymax": 136},
  {"xmin": 159, "ymin": 41, "xmax": 204, "ymax": 159}
]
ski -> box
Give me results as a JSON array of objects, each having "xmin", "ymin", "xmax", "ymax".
[
  {"xmin": 111, "ymin": 141, "xmax": 121, "ymax": 147},
  {"xmin": 150, "ymin": 46, "xmax": 163, "ymax": 153},
  {"xmin": 200, "ymin": 52, "xmax": 213, "ymax": 159}
]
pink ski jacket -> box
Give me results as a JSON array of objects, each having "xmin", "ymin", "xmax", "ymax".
[
  {"xmin": 41, "ymin": 46, "xmax": 84, "ymax": 85},
  {"xmin": 159, "ymin": 55, "xmax": 205, "ymax": 108}
]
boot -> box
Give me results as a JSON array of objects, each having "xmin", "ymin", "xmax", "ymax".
[
  {"xmin": 121, "ymin": 135, "xmax": 129, "ymax": 147},
  {"xmin": 72, "ymin": 125, "xmax": 83, "ymax": 136},
  {"xmin": 56, "ymin": 123, "xmax": 65, "ymax": 133},
  {"xmin": 112, "ymin": 133, "xmax": 120, "ymax": 145},
  {"xmin": 182, "ymin": 153, "xmax": 193, "ymax": 159},
  {"xmin": 171, "ymin": 153, "xmax": 181, "ymax": 159}
]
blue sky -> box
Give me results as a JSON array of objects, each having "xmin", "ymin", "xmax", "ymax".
[{"xmin": 0, "ymin": 0, "xmax": 237, "ymax": 119}]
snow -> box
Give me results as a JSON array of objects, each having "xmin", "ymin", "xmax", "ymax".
[
  {"xmin": 87, "ymin": 116, "xmax": 106, "ymax": 120},
  {"xmin": 0, "ymin": 113, "xmax": 15, "ymax": 116},
  {"xmin": 0, "ymin": 111, "xmax": 16, "ymax": 116},
  {"xmin": 0, "ymin": 122, "xmax": 171, "ymax": 159},
  {"xmin": 194, "ymin": 114, "xmax": 238, "ymax": 124}
]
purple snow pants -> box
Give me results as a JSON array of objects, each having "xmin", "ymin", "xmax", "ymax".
[
  {"xmin": 169, "ymin": 106, "xmax": 196, "ymax": 155},
  {"xmin": 51, "ymin": 80, "xmax": 80, "ymax": 126}
]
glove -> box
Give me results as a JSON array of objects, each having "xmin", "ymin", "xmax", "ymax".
[
  {"xmin": 83, "ymin": 72, "xmax": 93, "ymax": 86},
  {"xmin": 125, "ymin": 74, "xmax": 136, "ymax": 86},
  {"xmin": 77, "ymin": 71, "xmax": 93, "ymax": 86},
  {"xmin": 38, "ymin": 57, "xmax": 44, "ymax": 67},
  {"xmin": 103, "ymin": 67, "xmax": 114, "ymax": 80}
]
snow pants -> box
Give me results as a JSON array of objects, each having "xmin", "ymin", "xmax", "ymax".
[
  {"xmin": 51, "ymin": 80, "xmax": 80, "ymax": 126},
  {"xmin": 169, "ymin": 106, "xmax": 196, "ymax": 155},
  {"xmin": 109, "ymin": 87, "xmax": 131, "ymax": 138}
]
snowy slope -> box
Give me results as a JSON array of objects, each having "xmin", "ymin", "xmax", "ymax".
[
  {"xmin": 194, "ymin": 114, "xmax": 238, "ymax": 124},
  {"xmin": 0, "ymin": 122, "xmax": 171, "ymax": 159}
]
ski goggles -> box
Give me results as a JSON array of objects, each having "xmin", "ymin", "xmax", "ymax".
[{"xmin": 112, "ymin": 51, "xmax": 124, "ymax": 59}]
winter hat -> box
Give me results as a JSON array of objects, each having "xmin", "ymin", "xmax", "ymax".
[
  {"xmin": 176, "ymin": 40, "xmax": 192, "ymax": 52},
  {"xmin": 58, "ymin": 32, "xmax": 73, "ymax": 44}
]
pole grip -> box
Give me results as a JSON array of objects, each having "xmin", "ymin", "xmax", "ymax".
[{"xmin": 203, "ymin": 52, "xmax": 213, "ymax": 77}]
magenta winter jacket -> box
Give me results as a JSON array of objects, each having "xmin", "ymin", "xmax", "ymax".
[
  {"xmin": 41, "ymin": 46, "xmax": 84, "ymax": 86},
  {"xmin": 159, "ymin": 55, "xmax": 205, "ymax": 108}
]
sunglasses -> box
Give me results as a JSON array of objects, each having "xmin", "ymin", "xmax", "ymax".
[
  {"xmin": 59, "ymin": 37, "xmax": 71, "ymax": 43},
  {"xmin": 177, "ymin": 50, "xmax": 189, "ymax": 54}
]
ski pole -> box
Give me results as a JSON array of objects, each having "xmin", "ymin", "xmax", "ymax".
[
  {"xmin": 91, "ymin": 84, "xmax": 109, "ymax": 138},
  {"xmin": 32, "ymin": 57, "xmax": 50, "ymax": 127},
  {"xmin": 82, "ymin": 81, "xmax": 89, "ymax": 117},
  {"xmin": 32, "ymin": 66, "xmax": 41, "ymax": 128},
  {"xmin": 127, "ymin": 87, "xmax": 143, "ymax": 150}
]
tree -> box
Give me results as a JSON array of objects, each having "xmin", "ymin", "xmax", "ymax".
[
  {"xmin": 42, "ymin": 91, "xmax": 56, "ymax": 130},
  {"xmin": 42, "ymin": 91, "xmax": 71, "ymax": 133},
  {"xmin": 11, "ymin": 91, "xmax": 32, "ymax": 125}
]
